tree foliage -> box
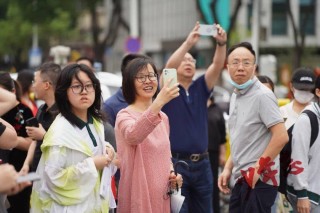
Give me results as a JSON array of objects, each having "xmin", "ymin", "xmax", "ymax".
[
  {"xmin": 0, "ymin": 0, "xmax": 129, "ymax": 70},
  {"xmin": 82, "ymin": 0, "xmax": 129, "ymax": 66},
  {"xmin": 285, "ymin": 0, "xmax": 316, "ymax": 69},
  {"xmin": 0, "ymin": 0, "xmax": 78, "ymax": 70}
]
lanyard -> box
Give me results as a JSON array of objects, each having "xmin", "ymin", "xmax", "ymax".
[{"xmin": 85, "ymin": 123, "xmax": 97, "ymax": 147}]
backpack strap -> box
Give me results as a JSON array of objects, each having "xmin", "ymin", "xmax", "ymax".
[{"xmin": 302, "ymin": 109, "xmax": 319, "ymax": 147}]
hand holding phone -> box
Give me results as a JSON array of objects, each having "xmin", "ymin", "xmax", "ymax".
[
  {"xmin": 199, "ymin": 24, "xmax": 217, "ymax": 37},
  {"xmin": 26, "ymin": 117, "xmax": 39, "ymax": 127},
  {"xmin": 16, "ymin": 172, "xmax": 41, "ymax": 183},
  {"xmin": 162, "ymin": 68, "xmax": 178, "ymax": 88}
]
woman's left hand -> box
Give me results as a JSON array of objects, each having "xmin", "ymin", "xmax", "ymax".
[{"xmin": 169, "ymin": 171, "xmax": 183, "ymax": 190}]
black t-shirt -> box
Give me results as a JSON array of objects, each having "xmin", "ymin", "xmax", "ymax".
[
  {"xmin": 31, "ymin": 103, "xmax": 58, "ymax": 172},
  {"xmin": 0, "ymin": 103, "xmax": 33, "ymax": 169},
  {"xmin": 207, "ymin": 103, "xmax": 226, "ymax": 152}
]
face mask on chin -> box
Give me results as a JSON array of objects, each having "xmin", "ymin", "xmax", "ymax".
[
  {"xmin": 228, "ymin": 78, "xmax": 254, "ymax": 90},
  {"xmin": 294, "ymin": 89, "xmax": 314, "ymax": 104}
]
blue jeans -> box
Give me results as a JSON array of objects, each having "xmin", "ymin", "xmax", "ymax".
[{"xmin": 172, "ymin": 157, "xmax": 213, "ymax": 213}]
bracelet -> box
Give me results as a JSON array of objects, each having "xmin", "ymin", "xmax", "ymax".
[{"xmin": 217, "ymin": 41, "xmax": 227, "ymax": 46}]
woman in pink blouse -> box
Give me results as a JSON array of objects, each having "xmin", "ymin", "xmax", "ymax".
[{"xmin": 115, "ymin": 57, "xmax": 183, "ymax": 213}]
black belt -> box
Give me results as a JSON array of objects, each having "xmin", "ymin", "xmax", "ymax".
[{"xmin": 172, "ymin": 152, "xmax": 209, "ymax": 162}]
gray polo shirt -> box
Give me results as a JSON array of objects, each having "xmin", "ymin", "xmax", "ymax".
[{"xmin": 229, "ymin": 77, "xmax": 283, "ymax": 186}]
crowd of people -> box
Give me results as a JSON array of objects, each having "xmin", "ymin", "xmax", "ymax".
[{"xmin": 0, "ymin": 21, "xmax": 319, "ymax": 213}]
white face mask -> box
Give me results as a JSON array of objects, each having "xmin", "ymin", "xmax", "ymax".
[
  {"xmin": 294, "ymin": 89, "xmax": 314, "ymax": 104},
  {"xmin": 228, "ymin": 78, "xmax": 254, "ymax": 90}
]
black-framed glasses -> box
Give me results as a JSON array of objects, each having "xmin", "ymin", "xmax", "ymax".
[
  {"xmin": 69, "ymin": 84, "xmax": 95, "ymax": 94},
  {"xmin": 135, "ymin": 73, "xmax": 158, "ymax": 83}
]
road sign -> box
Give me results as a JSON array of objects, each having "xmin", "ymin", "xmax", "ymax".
[
  {"xmin": 29, "ymin": 47, "xmax": 42, "ymax": 68},
  {"xmin": 125, "ymin": 37, "xmax": 141, "ymax": 53}
]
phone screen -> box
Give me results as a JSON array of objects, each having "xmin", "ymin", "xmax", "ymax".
[{"xmin": 199, "ymin": 24, "xmax": 217, "ymax": 37}]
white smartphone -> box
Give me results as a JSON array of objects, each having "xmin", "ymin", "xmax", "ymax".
[
  {"xmin": 17, "ymin": 172, "xmax": 41, "ymax": 183},
  {"xmin": 162, "ymin": 68, "xmax": 177, "ymax": 88},
  {"xmin": 199, "ymin": 24, "xmax": 217, "ymax": 37}
]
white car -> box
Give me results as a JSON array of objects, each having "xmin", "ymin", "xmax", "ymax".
[{"xmin": 95, "ymin": 72, "xmax": 122, "ymax": 101}]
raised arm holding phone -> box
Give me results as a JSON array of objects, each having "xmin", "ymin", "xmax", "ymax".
[
  {"xmin": 115, "ymin": 57, "xmax": 183, "ymax": 213},
  {"xmin": 162, "ymin": 22, "xmax": 227, "ymax": 213}
]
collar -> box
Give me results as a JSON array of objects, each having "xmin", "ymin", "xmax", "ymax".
[
  {"xmin": 48, "ymin": 103, "xmax": 58, "ymax": 113},
  {"xmin": 38, "ymin": 103, "xmax": 58, "ymax": 117},
  {"xmin": 234, "ymin": 76, "xmax": 258, "ymax": 95},
  {"xmin": 70, "ymin": 113, "xmax": 93, "ymax": 129}
]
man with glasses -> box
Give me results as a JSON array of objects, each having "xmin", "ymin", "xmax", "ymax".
[
  {"xmin": 22, "ymin": 62, "xmax": 61, "ymax": 174},
  {"xmin": 161, "ymin": 22, "xmax": 227, "ymax": 213},
  {"xmin": 218, "ymin": 42, "xmax": 288, "ymax": 213}
]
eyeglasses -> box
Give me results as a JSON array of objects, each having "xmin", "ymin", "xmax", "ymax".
[
  {"xmin": 135, "ymin": 73, "xmax": 158, "ymax": 83},
  {"xmin": 69, "ymin": 84, "xmax": 95, "ymax": 94},
  {"xmin": 229, "ymin": 60, "xmax": 254, "ymax": 68},
  {"xmin": 183, "ymin": 58, "xmax": 196, "ymax": 64}
]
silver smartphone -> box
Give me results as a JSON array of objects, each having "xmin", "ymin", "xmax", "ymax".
[
  {"xmin": 162, "ymin": 68, "xmax": 177, "ymax": 88},
  {"xmin": 199, "ymin": 24, "xmax": 217, "ymax": 37}
]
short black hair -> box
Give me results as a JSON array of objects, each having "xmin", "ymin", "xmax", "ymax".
[
  {"xmin": 76, "ymin": 56, "xmax": 94, "ymax": 67},
  {"xmin": 17, "ymin": 70, "xmax": 34, "ymax": 94},
  {"xmin": 0, "ymin": 72, "xmax": 14, "ymax": 92},
  {"xmin": 120, "ymin": 54, "xmax": 151, "ymax": 76},
  {"xmin": 122, "ymin": 57, "xmax": 158, "ymax": 104},
  {"xmin": 0, "ymin": 72, "xmax": 21, "ymax": 101},
  {"xmin": 257, "ymin": 75, "xmax": 274, "ymax": 92},
  {"xmin": 55, "ymin": 64, "xmax": 104, "ymax": 125},
  {"xmin": 36, "ymin": 62, "xmax": 61, "ymax": 88},
  {"xmin": 227, "ymin": 42, "xmax": 256, "ymax": 62}
]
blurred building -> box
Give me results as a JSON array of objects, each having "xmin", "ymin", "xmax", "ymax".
[{"xmin": 85, "ymin": 0, "xmax": 319, "ymax": 73}]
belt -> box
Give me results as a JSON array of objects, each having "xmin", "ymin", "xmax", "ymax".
[{"xmin": 172, "ymin": 152, "xmax": 209, "ymax": 162}]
